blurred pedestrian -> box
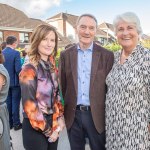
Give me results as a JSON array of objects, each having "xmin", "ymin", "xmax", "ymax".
[
  {"xmin": 1, "ymin": 42, "xmax": 6, "ymax": 50},
  {"xmin": 2, "ymin": 36, "xmax": 22, "ymax": 130}
]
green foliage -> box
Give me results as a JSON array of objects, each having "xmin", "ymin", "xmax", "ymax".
[
  {"xmin": 141, "ymin": 40, "xmax": 150, "ymax": 49},
  {"xmin": 55, "ymin": 47, "xmax": 64, "ymax": 67},
  {"xmin": 103, "ymin": 42, "xmax": 121, "ymax": 52},
  {"xmin": 16, "ymin": 47, "xmax": 24, "ymax": 52}
]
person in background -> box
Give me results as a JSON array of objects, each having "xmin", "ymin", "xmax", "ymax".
[
  {"xmin": 1, "ymin": 42, "xmax": 6, "ymax": 50},
  {"xmin": 105, "ymin": 12, "xmax": 150, "ymax": 150},
  {"xmin": 24, "ymin": 44, "xmax": 30, "ymax": 64},
  {"xmin": 0, "ymin": 46, "xmax": 10, "ymax": 150},
  {"xmin": 2, "ymin": 36, "xmax": 22, "ymax": 130},
  {"xmin": 59, "ymin": 14, "xmax": 114, "ymax": 150},
  {"xmin": 64, "ymin": 43, "xmax": 76, "ymax": 49},
  {"xmin": 19, "ymin": 24, "xmax": 65, "ymax": 150},
  {"xmin": 20, "ymin": 50, "xmax": 27, "ymax": 66}
]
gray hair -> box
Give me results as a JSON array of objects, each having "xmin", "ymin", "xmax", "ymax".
[
  {"xmin": 76, "ymin": 13, "xmax": 98, "ymax": 27},
  {"xmin": 113, "ymin": 12, "xmax": 143, "ymax": 35}
]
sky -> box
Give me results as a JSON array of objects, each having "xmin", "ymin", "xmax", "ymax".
[{"xmin": 0, "ymin": 0, "xmax": 150, "ymax": 34}]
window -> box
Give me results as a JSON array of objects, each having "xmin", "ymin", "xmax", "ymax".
[
  {"xmin": 0, "ymin": 31, "xmax": 3, "ymax": 43},
  {"xmin": 19, "ymin": 33, "xmax": 29, "ymax": 43}
]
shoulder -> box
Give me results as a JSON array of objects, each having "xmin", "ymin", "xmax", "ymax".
[
  {"xmin": 22, "ymin": 63, "xmax": 36, "ymax": 71},
  {"xmin": 60, "ymin": 44, "xmax": 77, "ymax": 56},
  {"xmin": 20, "ymin": 63, "xmax": 36, "ymax": 77},
  {"xmin": 13, "ymin": 49, "xmax": 20, "ymax": 55},
  {"xmin": 136, "ymin": 45, "xmax": 150, "ymax": 61},
  {"xmin": 0, "ymin": 64, "xmax": 9, "ymax": 79},
  {"xmin": 0, "ymin": 64, "xmax": 7, "ymax": 75},
  {"xmin": 141, "ymin": 47, "xmax": 150, "ymax": 67},
  {"xmin": 94, "ymin": 43, "xmax": 113, "ymax": 54},
  {"xmin": 93, "ymin": 43, "xmax": 114, "ymax": 58}
]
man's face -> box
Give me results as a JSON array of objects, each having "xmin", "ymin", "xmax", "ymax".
[{"xmin": 76, "ymin": 16, "xmax": 97, "ymax": 49}]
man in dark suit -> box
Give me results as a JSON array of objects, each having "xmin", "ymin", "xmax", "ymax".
[
  {"xmin": 2, "ymin": 36, "xmax": 22, "ymax": 130},
  {"xmin": 59, "ymin": 14, "xmax": 114, "ymax": 150}
]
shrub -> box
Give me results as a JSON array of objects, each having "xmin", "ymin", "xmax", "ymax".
[{"xmin": 103, "ymin": 42, "xmax": 121, "ymax": 52}]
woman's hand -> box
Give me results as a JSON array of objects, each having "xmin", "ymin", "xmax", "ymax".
[
  {"xmin": 48, "ymin": 130, "xmax": 59, "ymax": 142},
  {"xmin": 58, "ymin": 116, "xmax": 65, "ymax": 131}
]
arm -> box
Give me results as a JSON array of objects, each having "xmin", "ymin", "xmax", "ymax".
[
  {"xmin": 15, "ymin": 51, "xmax": 22, "ymax": 75},
  {"xmin": 106, "ymin": 52, "xmax": 114, "ymax": 75},
  {"xmin": 48, "ymin": 68, "xmax": 65, "ymax": 142},
  {"xmin": 51, "ymin": 71, "xmax": 64, "ymax": 131},
  {"xmin": 19, "ymin": 64, "xmax": 52, "ymax": 137},
  {"xmin": 143, "ymin": 50, "xmax": 150, "ymax": 131},
  {"xmin": 0, "ymin": 73, "xmax": 5, "ymax": 91}
]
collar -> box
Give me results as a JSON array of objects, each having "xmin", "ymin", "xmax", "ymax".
[
  {"xmin": 39, "ymin": 59, "xmax": 51, "ymax": 70},
  {"xmin": 77, "ymin": 42, "xmax": 93, "ymax": 52}
]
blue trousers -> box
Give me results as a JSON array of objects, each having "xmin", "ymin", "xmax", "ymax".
[{"xmin": 6, "ymin": 86, "xmax": 21, "ymax": 127}]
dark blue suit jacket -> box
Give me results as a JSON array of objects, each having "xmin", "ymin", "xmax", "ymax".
[{"xmin": 2, "ymin": 47, "xmax": 21, "ymax": 87}]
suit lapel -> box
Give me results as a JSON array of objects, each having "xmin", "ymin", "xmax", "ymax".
[
  {"xmin": 70, "ymin": 47, "xmax": 78, "ymax": 95},
  {"xmin": 90, "ymin": 44, "xmax": 101, "ymax": 89}
]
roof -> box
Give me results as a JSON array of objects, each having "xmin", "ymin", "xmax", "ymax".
[
  {"xmin": 47, "ymin": 12, "xmax": 79, "ymax": 28},
  {"xmin": 141, "ymin": 34, "xmax": 150, "ymax": 40},
  {"xmin": 0, "ymin": 3, "xmax": 47, "ymax": 29},
  {"xmin": 0, "ymin": 4, "xmax": 70, "ymax": 47},
  {"xmin": 99, "ymin": 22, "xmax": 114, "ymax": 32},
  {"xmin": 96, "ymin": 28, "xmax": 109, "ymax": 38},
  {"xmin": 57, "ymin": 32, "xmax": 71, "ymax": 47}
]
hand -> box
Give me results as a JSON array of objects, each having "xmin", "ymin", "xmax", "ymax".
[
  {"xmin": 58, "ymin": 116, "xmax": 65, "ymax": 131},
  {"xmin": 148, "ymin": 124, "xmax": 150, "ymax": 132},
  {"xmin": 48, "ymin": 130, "xmax": 59, "ymax": 142}
]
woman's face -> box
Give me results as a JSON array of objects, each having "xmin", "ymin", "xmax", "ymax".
[
  {"xmin": 116, "ymin": 21, "xmax": 139, "ymax": 51},
  {"xmin": 38, "ymin": 31, "xmax": 56, "ymax": 61}
]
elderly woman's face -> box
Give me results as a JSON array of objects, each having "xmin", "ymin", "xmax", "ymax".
[{"xmin": 116, "ymin": 21, "xmax": 139, "ymax": 51}]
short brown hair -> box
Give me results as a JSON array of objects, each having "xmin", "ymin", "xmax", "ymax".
[{"xmin": 76, "ymin": 13, "xmax": 98, "ymax": 27}]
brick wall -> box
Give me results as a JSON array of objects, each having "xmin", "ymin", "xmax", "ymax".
[
  {"xmin": 0, "ymin": 30, "xmax": 32, "ymax": 43},
  {"xmin": 3, "ymin": 30, "xmax": 19, "ymax": 41}
]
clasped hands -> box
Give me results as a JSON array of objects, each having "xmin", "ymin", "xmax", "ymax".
[{"xmin": 47, "ymin": 116, "xmax": 65, "ymax": 143}]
